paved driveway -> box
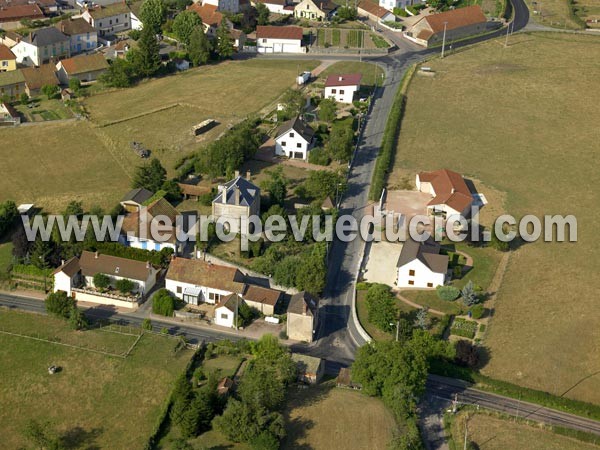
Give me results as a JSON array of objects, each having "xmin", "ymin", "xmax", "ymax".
[{"xmin": 362, "ymin": 241, "xmax": 402, "ymax": 286}]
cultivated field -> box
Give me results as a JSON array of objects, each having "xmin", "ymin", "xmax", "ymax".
[
  {"xmin": 0, "ymin": 59, "xmax": 317, "ymax": 212},
  {"xmin": 391, "ymin": 33, "xmax": 600, "ymax": 403},
  {"xmin": 282, "ymin": 382, "xmax": 399, "ymax": 449},
  {"xmin": 0, "ymin": 310, "xmax": 193, "ymax": 449},
  {"xmin": 450, "ymin": 411, "xmax": 600, "ymax": 450}
]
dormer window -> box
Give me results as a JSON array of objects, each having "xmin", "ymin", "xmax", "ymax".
[{"xmin": 115, "ymin": 267, "xmax": 120, "ymax": 274}]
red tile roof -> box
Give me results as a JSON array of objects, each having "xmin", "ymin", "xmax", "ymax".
[
  {"xmin": 60, "ymin": 53, "xmax": 108, "ymax": 75},
  {"xmin": 357, "ymin": 0, "xmax": 392, "ymax": 19},
  {"xmin": 243, "ymin": 284, "xmax": 282, "ymax": 307},
  {"xmin": 418, "ymin": 169, "xmax": 472, "ymax": 213},
  {"xmin": 324, "ymin": 73, "xmax": 362, "ymax": 87},
  {"xmin": 0, "ymin": 3, "xmax": 44, "ymax": 21},
  {"xmin": 0, "ymin": 44, "xmax": 16, "ymax": 60},
  {"xmin": 256, "ymin": 25, "xmax": 302, "ymax": 41},
  {"xmin": 188, "ymin": 3, "xmax": 223, "ymax": 27},
  {"xmin": 423, "ymin": 6, "xmax": 486, "ymax": 34}
]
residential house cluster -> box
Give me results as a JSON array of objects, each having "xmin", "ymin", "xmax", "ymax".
[
  {"xmin": 252, "ymin": 0, "xmax": 337, "ymax": 20},
  {"xmin": 0, "ymin": 0, "xmax": 58, "ymax": 25}
]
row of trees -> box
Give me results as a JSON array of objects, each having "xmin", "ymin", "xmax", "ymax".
[
  {"xmin": 45, "ymin": 291, "xmax": 87, "ymax": 330},
  {"xmin": 0, "ymin": 200, "xmax": 17, "ymax": 238}
]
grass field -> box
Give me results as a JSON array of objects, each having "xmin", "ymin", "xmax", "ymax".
[
  {"xmin": 0, "ymin": 310, "xmax": 193, "ymax": 449},
  {"xmin": 449, "ymin": 411, "xmax": 600, "ymax": 450},
  {"xmin": 528, "ymin": 0, "xmax": 584, "ymax": 28},
  {"xmin": 391, "ymin": 32, "xmax": 600, "ymax": 403},
  {"xmin": 282, "ymin": 382, "xmax": 399, "ymax": 449},
  {"xmin": 202, "ymin": 354, "xmax": 243, "ymax": 378},
  {"xmin": 402, "ymin": 243, "xmax": 502, "ymax": 315},
  {"xmin": 0, "ymin": 242, "xmax": 13, "ymax": 273},
  {"xmin": 318, "ymin": 61, "xmax": 385, "ymax": 87},
  {"xmin": 0, "ymin": 59, "xmax": 317, "ymax": 212}
]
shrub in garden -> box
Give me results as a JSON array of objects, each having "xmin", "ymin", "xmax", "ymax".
[
  {"xmin": 153, "ymin": 289, "xmax": 175, "ymax": 316},
  {"xmin": 115, "ymin": 278, "xmax": 135, "ymax": 294},
  {"xmin": 455, "ymin": 339, "xmax": 479, "ymax": 368},
  {"xmin": 436, "ymin": 285, "xmax": 460, "ymax": 301},
  {"xmin": 93, "ymin": 273, "xmax": 111, "ymax": 290},
  {"xmin": 470, "ymin": 304, "xmax": 485, "ymax": 320}
]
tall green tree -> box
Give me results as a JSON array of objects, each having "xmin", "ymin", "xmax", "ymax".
[
  {"xmin": 133, "ymin": 25, "xmax": 162, "ymax": 77},
  {"xmin": 318, "ymin": 98, "xmax": 337, "ymax": 122},
  {"xmin": 328, "ymin": 122, "xmax": 354, "ymax": 162},
  {"xmin": 187, "ymin": 26, "xmax": 212, "ymax": 66},
  {"xmin": 132, "ymin": 158, "xmax": 167, "ymax": 192},
  {"xmin": 45, "ymin": 291, "xmax": 76, "ymax": 319},
  {"xmin": 172, "ymin": 10, "xmax": 203, "ymax": 45},
  {"xmin": 100, "ymin": 58, "xmax": 135, "ymax": 88},
  {"xmin": 140, "ymin": 0, "xmax": 166, "ymax": 35},
  {"xmin": 255, "ymin": 2, "xmax": 270, "ymax": 25},
  {"xmin": 261, "ymin": 166, "xmax": 288, "ymax": 207},
  {"xmin": 281, "ymin": 88, "xmax": 304, "ymax": 118},
  {"xmin": 365, "ymin": 283, "xmax": 397, "ymax": 333},
  {"xmin": 216, "ymin": 18, "xmax": 234, "ymax": 59}
]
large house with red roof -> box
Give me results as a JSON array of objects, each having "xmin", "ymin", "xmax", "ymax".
[
  {"xmin": 56, "ymin": 53, "xmax": 108, "ymax": 84},
  {"xmin": 405, "ymin": 5, "xmax": 487, "ymax": 47},
  {"xmin": 256, "ymin": 25, "xmax": 304, "ymax": 53},
  {"xmin": 357, "ymin": 0, "xmax": 396, "ymax": 22},
  {"xmin": 416, "ymin": 169, "xmax": 474, "ymax": 218},
  {"xmin": 324, "ymin": 73, "xmax": 362, "ymax": 104}
]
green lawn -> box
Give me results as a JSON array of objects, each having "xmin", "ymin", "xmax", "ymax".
[
  {"xmin": 0, "ymin": 59, "xmax": 317, "ymax": 213},
  {"xmin": 0, "ymin": 242, "xmax": 13, "ymax": 273},
  {"xmin": 202, "ymin": 354, "xmax": 243, "ymax": 378},
  {"xmin": 14, "ymin": 98, "xmax": 74, "ymax": 123},
  {"xmin": 318, "ymin": 61, "xmax": 385, "ymax": 87},
  {"xmin": 391, "ymin": 32, "xmax": 600, "ymax": 404},
  {"xmin": 0, "ymin": 310, "xmax": 193, "ymax": 449}
]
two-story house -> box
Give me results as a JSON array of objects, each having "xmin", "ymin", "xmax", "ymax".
[
  {"xmin": 274, "ymin": 116, "xmax": 315, "ymax": 160},
  {"xmin": 396, "ymin": 237, "xmax": 449, "ymax": 289},
  {"xmin": 11, "ymin": 27, "xmax": 70, "ymax": 67},
  {"xmin": 0, "ymin": 45, "xmax": 17, "ymax": 72},
  {"xmin": 55, "ymin": 17, "xmax": 98, "ymax": 54},
  {"xmin": 324, "ymin": 73, "xmax": 362, "ymax": 104},
  {"xmin": 212, "ymin": 173, "xmax": 260, "ymax": 233},
  {"xmin": 82, "ymin": 3, "xmax": 132, "ymax": 37},
  {"xmin": 256, "ymin": 25, "xmax": 303, "ymax": 53},
  {"xmin": 294, "ymin": 0, "xmax": 337, "ymax": 20}
]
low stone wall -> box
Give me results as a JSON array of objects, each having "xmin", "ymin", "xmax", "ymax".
[{"xmin": 72, "ymin": 289, "xmax": 139, "ymax": 310}]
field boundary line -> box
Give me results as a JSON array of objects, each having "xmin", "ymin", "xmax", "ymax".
[
  {"xmin": 95, "ymin": 103, "xmax": 180, "ymax": 128},
  {"xmin": 123, "ymin": 332, "xmax": 144, "ymax": 357},
  {"xmin": 0, "ymin": 329, "xmax": 127, "ymax": 358},
  {"xmin": 90, "ymin": 127, "xmax": 134, "ymax": 180}
]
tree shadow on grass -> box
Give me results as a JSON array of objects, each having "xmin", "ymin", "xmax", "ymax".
[{"xmin": 60, "ymin": 426, "xmax": 103, "ymax": 450}]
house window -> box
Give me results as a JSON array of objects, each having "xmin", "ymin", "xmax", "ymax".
[
  {"xmin": 1, "ymin": 61, "xmax": 7, "ymax": 67},
  {"xmin": 176, "ymin": 286, "xmax": 182, "ymax": 294},
  {"xmin": 331, "ymin": 88, "xmax": 337, "ymax": 94},
  {"xmin": 116, "ymin": 18, "xmax": 119, "ymax": 23},
  {"xmin": 262, "ymin": 38, "xmax": 267, "ymax": 43},
  {"xmin": 290, "ymin": 132, "xmax": 295, "ymax": 137},
  {"xmin": 296, "ymin": 143, "xmax": 302, "ymax": 148},
  {"xmin": 220, "ymin": 313, "xmax": 228, "ymax": 319},
  {"xmin": 408, "ymin": 280, "xmax": 414, "ymax": 285},
  {"xmin": 109, "ymin": 20, "xmax": 112, "ymax": 25},
  {"xmin": 209, "ymin": 292, "xmax": 221, "ymax": 302},
  {"xmin": 427, "ymin": 283, "xmax": 433, "ymax": 288},
  {"xmin": 281, "ymin": 141, "xmax": 286, "ymax": 146},
  {"xmin": 409, "ymin": 269, "xmax": 415, "ymax": 276},
  {"xmin": 340, "ymin": 89, "xmax": 345, "ymax": 94}
]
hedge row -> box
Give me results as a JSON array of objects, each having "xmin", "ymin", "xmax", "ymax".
[
  {"xmin": 12, "ymin": 264, "xmax": 53, "ymax": 278},
  {"xmin": 369, "ymin": 65, "xmax": 416, "ymax": 201}
]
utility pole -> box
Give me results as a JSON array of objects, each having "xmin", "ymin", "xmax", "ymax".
[
  {"xmin": 235, "ymin": 295, "xmax": 239, "ymax": 331},
  {"xmin": 504, "ymin": 21, "xmax": 511, "ymax": 48},
  {"xmin": 441, "ymin": 21, "xmax": 448, "ymax": 58},
  {"xmin": 395, "ymin": 320, "xmax": 400, "ymax": 341},
  {"xmin": 463, "ymin": 413, "xmax": 469, "ymax": 450}
]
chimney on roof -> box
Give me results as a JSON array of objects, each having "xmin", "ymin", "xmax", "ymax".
[
  {"xmin": 220, "ymin": 185, "xmax": 227, "ymax": 204},
  {"xmin": 94, "ymin": 251, "xmax": 99, "ymax": 259},
  {"xmin": 61, "ymin": 259, "xmax": 65, "ymax": 266},
  {"xmin": 451, "ymin": 188, "xmax": 456, "ymax": 194},
  {"xmin": 234, "ymin": 170, "xmax": 240, "ymax": 178},
  {"xmin": 146, "ymin": 261, "xmax": 151, "ymax": 269},
  {"xmin": 303, "ymin": 300, "xmax": 308, "ymax": 315},
  {"xmin": 338, "ymin": 76, "xmax": 343, "ymax": 81},
  {"xmin": 246, "ymin": 170, "xmax": 251, "ymax": 180},
  {"xmin": 234, "ymin": 185, "xmax": 240, "ymax": 205}
]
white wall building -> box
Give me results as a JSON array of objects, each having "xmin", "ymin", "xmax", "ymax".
[
  {"xmin": 256, "ymin": 25, "xmax": 303, "ymax": 53},
  {"xmin": 165, "ymin": 257, "xmax": 246, "ymax": 305},
  {"xmin": 12, "ymin": 27, "xmax": 70, "ymax": 67},
  {"xmin": 82, "ymin": 4, "xmax": 132, "ymax": 37},
  {"xmin": 214, "ymin": 294, "xmax": 245, "ymax": 328},
  {"xmin": 416, "ymin": 169, "xmax": 473, "ymax": 218},
  {"xmin": 324, "ymin": 73, "xmax": 362, "ymax": 104},
  {"xmin": 55, "ymin": 18, "xmax": 98, "ymax": 55},
  {"xmin": 252, "ymin": 0, "xmax": 294, "ymax": 14},
  {"xmin": 396, "ymin": 238, "xmax": 448, "ymax": 288},
  {"xmin": 274, "ymin": 116, "xmax": 315, "ymax": 160}
]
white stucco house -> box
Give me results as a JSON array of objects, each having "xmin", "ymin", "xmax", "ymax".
[
  {"xmin": 274, "ymin": 116, "xmax": 315, "ymax": 160},
  {"xmin": 120, "ymin": 197, "xmax": 185, "ymax": 253},
  {"xmin": 357, "ymin": 0, "xmax": 396, "ymax": 22},
  {"xmin": 324, "ymin": 73, "xmax": 362, "ymax": 104},
  {"xmin": 256, "ymin": 25, "xmax": 304, "ymax": 53},
  {"xmin": 11, "ymin": 27, "xmax": 70, "ymax": 67},
  {"xmin": 416, "ymin": 168, "xmax": 473, "ymax": 218},
  {"xmin": 214, "ymin": 294, "xmax": 245, "ymax": 328},
  {"xmin": 52, "ymin": 251, "xmax": 159, "ymax": 308},
  {"xmin": 252, "ymin": 0, "xmax": 294, "ymax": 14},
  {"xmin": 396, "ymin": 238, "xmax": 449, "ymax": 288},
  {"xmin": 165, "ymin": 257, "xmax": 246, "ymax": 305},
  {"xmin": 82, "ymin": 3, "xmax": 132, "ymax": 37}
]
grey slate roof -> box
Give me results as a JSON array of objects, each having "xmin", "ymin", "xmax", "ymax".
[
  {"xmin": 121, "ymin": 188, "xmax": 154, "ymax": 205},
  {"xmin": 275, "ymin": 116, "xmax": 315, "ymax": 143},
  {"xmin": 213, "ymin": 176, "xmax": 260, "ymax": 207},
  {"xmin": 396, "ymin": 237, "xmax": 449, "ymax": 274},
  {"xmin": 24, "ymin": 27, "xmax": 69, "ymax": 47}
]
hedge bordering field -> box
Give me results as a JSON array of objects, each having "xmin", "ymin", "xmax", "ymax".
[{"xmin": 369, "ymin": 64, "xmax": 416, "ymax": 201}]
